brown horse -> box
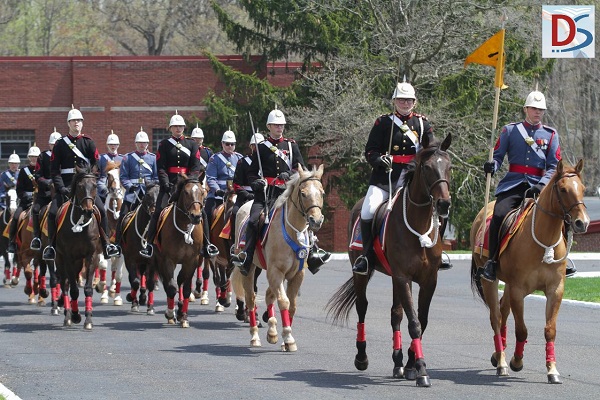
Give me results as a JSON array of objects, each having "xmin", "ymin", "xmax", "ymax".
[
  {"xmin": 122, "ymin": 183, "xmax": 159, "ymax": 314},
  {"xmin": 470, "ymin": 159, "xmax": 589, "ymax": 384},
  {"xmin": 1, "ymin": 188, "xmax": 17, "ymax": 286},
  {"xmin": 233, "ymin": 164, "xmax": 325, "ymax": 350},
  {"xmin": 14, "ymin": 208, "xmax": 46, "ymax": 305},
  {"xmin": 327, "ymin": 133, "xmax": 452, "ymax": 387},
  {"xmin": 149, "ymin": 176, "xmax": 206, "ymax": 327},
  {"xmin": 55, "ymin": 171, "xmax": 102, "ymax": 330}
]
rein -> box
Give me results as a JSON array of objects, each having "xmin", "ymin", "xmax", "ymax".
[
  {"xmin": 171, "ymin": 180, "xmax": 203, "ymax": 244},
  {"xmin": 70, "ymin": 174, "xmax": 96, "ymax": 233}
]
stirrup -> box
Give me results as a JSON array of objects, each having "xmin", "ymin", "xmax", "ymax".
[
  {"xmin": 439, "ymin": 251, "xmax": 453, "ymax": 270},
  {"xmin": 139, "ymin": 245, "xmax": 153, "ymax": 259},
  {"xmin": 352, "ymin": 255, "xmax": 369, "ymax": 276},
  {"xmin": 42, "ymin": 246, "xmax": 56, "ymax": 261},
  {"xmin": 230, "ymin": 251, "xmax": 247, "ymax": 267},
  {"xmin": 30, "ymin": 237, "xmax": 42, "ymax": 250},
  {"xmin": 205, "ymin": 243, "xmax": 219, "ymax": 257},
  {"xmin": 105, "ymin": 244, "xmax": 121, "ymax": 258}
]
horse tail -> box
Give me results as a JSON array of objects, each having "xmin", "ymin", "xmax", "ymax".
[
  {"xmin": 326, "ymin": 274, "xmax": 370, "ymax": 326},
  {"xmin": 470, "ymin": 257, "xmax": 486, "ymax": 305}
]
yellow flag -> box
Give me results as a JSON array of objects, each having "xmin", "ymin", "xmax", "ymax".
[{"xmin": 464, "ymin": 29, "xmax": 507, "ymax": 89}]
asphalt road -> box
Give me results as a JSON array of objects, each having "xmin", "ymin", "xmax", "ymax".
[{"xmin": 0, "ymin": 257, "xmax": 598, "ymax": 400}]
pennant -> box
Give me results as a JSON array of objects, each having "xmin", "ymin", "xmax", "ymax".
[{"xmin": 464, "ymin": 29, "xmax": 507, "ymax": 89}]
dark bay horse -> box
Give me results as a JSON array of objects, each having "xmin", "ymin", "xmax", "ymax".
[
  {"xmin": 470, "ymin": 159, "xmax": 589, "ymax": 384},
  {"xmin": 1, "ymin": 188, "xmax": 17, "ymax": 286},
  {"xmin": 55, "ymin": 171, "xmax": 102, "ymax": 330},
  {"xmin": 15, "ymin": 208, "xmax": 47, "ymax": 305},
  {"xmin": 149, "ymin": 176, "xmax": 206, "ymax": 327},
  {"xmin": 122, "ymin": 183, "xmax": 159, "ymax": 314},
  {"xmin": 233, "ymin": 164, "xmax": 325, "ymax": 350},
  {"xmin": 327, "ymin": 133, "xmax": 452, "ymax": 387}
]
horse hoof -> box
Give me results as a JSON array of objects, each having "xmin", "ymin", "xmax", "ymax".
[
  {"xmin": 510, "ymin": 358, "xmax": 523, "ymax": 372},
  {"xmin": 235, "ymin": 310, "xmax": 246, "ymax": 321},
  {"xmin": 131, "ymin": 305, "xmax": 139, "ymax": 313},
  {"xmin": 100, "ymin": 296, "xmax": 109, "ymax": 304},
  {"xmin": 250, "ymin": 339, "xmax": 262, "ymax": 347},
  {"xmin": 147, "ymin": 307, "xmax": 155, "ymax": 316},
  {"xmin": 180, "ymin": 320, "xmax": 190, "ymax": 328},
  {"xmin": 262, "ymin": 311, "xmax": 269, "ymax": 323},
  {"xmin": 404, "ymin": 368, "xmax": 417, "ymax": 380},
  {"xmin": 393, "ymin": 367, "xmax": 404, "ymax": 379},
  {"xmin": 113, "ymin": 296, "xmax": 123, "ymax": 306},
  {"xmin": 51, "ymin": 307, "xmax": 60, "ymax": 316},
  {"xmin": 167, "ymin": 319, "xmax": 176, "ymax": 325},
  {"xmin": 24, "ymin": 286, "xmax": 32, "ymax": 295},
  {"xmin": 497, "ymin": 367, "xmax": 509, "ymax": 376},
  {"xmin": 28, "ymin": 297, "xmax": 36, "ymax": 304},
  {"xmin": 38, "ymin": 299, "xmax": 46, "ymax": 307},
  {"xmin": 39, "ymin": 288, "xmax": 49, "ymax": 299},
  {"xmin": 416, "ymin": 376, "xmax": 431, "ymax": 387},
  {"xmin": 126, "ymin": 293, "xmax": 134, "ymax": 303},
  {"xmin": 139, "ymin": 293, "xmax": 147, "ymax": 306},
  {"xmin": 267, "ymin": 334, "xmax": 278, "ymax": 345},
  {"xmin": 72, "ymin": 313, "xmax": 82, "ymax": 324},
  {"xmin": 490, "ymin": 354, "xmax": 498, "ymax": 367},
  {"xmin": 281, "ymin": 342, "xmax": 297, "ymax": 352},
  {"xmin": 95, "ymin": 281, "xmax": 106, "ymax": 293},
  {"xmin": 11, "ymin": 277, "xmax": 19, "ymax": 286},
  {"xmin": 193, "ymin": 289, "xmax": 202, "ymax": 298},
  {"xmin": 84, "ymin": 322, "xmax": 93, "ymax": 330},
  {"xmin": 354, "ymin": 357, "xmax": 369, "ymax": 371},
  {"xmin": 63, "ymin": 319, "xmax": 72, "ymax": 327},
  {"xmin": 188, "ymin": 293, "xmax": 196, "ymax": 302},
  {"xmin": 547, "ymin": 374, "xmax": 562, "ymax": 384},
  {"xmin": 200, "ymin": 291, "xmax": 209, "ymax": 305},
  {"xmin": 215, "ymin": 304, "xmax": 224, "ymax": 313}
]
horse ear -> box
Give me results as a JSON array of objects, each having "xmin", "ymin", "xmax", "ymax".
[
  {"xmin": 441, "ymin": 133, "xmax": 452, "ymax": 151},
  {"xmin": 556, "ymin": 159, "xmax": 564, "ymax": 175},
  {"xmin": 297, "ymin": 164, "xmax": 305, "ymax": 174},
  {"xmin": 575, "ymin": 158, "xmax": 584, "ymax": 174},
  {"xmin": 315, "ymin": 163, "xmax": 324, "ymax": 179}
]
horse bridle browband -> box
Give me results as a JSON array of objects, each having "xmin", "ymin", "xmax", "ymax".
[{"xmin": 536, "ymin": 172, "xmax": 585, "ymax": 226}]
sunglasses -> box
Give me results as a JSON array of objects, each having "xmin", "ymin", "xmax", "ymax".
[{"xmin": 223, "ymin": 142, "xmax": 235, "ymax": 146}]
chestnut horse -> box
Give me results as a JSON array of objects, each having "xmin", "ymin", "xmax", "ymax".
[
  {"xmin": 14, "ymin": 208, "xmax": 47, "ymax": 305},
  {"xmin": 327, "ymin": 133, "xmax": 452, "ymax": 387},
  {"xmin": 233, "ymin": 164, "xmax": 325, "ymax": 351},
  {"xmin": 149, "ymin": 177, "xmax": 206, "ymax": 327},
  {"xmin": 121, "ymin": 183, "xmax": 159, "ymax": 314},
  {"xmin": 55, "ymin": 171, "xmax": 102, "ymax": 330},
  {"xmin": 470, "ymin": 159, "xmax": 589, "ymax": 384}
]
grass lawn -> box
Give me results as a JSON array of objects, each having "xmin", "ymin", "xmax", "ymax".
[{"xmin": 499, "ymin": 277, "xmax": 600, "ymax": 303}]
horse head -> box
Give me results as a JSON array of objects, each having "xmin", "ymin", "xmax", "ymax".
[
  {"xmin": 142, "ymin": 183, "xmax": 160, "ymax": 216},
  {"xmin": 176, "ymin": 176, "xmax": 205, "ymax": 225},
  {"xmin": 72, "ymin": 172, "xmax": 97, "ymax": 217},
  {"xmin": 409, "ymin": 133, "xmax": 452, "ymax": 218},
  {"xmin": 277, "ymin": 164, "xmax": 326, "ymax": 231},
  {"xmin": 106, "ymin": 161, "xmax": 123, "ymax": 198},
  {"xmin": 543, "ymin": 159, "xmax": 589, "ymax": 234}
]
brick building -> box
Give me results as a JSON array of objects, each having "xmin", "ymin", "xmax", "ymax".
[{"xmin": 0, "ymin": 55, "xmax": 351, "ymax": 252}]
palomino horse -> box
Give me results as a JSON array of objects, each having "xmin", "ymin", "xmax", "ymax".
[
  {"xmin": 121, "ymin": 183, "xmax": 159, "ymax": 314},
  {"xmin": 97, "ymin": 161, "xmax": 124, "ymax": 305},
  {"xmin": 470, "ymin": 159, "xmax": 589, "ymax": 384},
  {"xmin": 55, "ymin": 170, "xmax": 102, "ymax": 330},
  {"xmin": 327, "ymin": 133, "xmax": 452, "ymax": 387},
  {"xmin": 1, "ymin": 188, "xmax": 18, "ymax": 286},
  {"xmin": 149, "ymin": 176, "xmax": 206, "ymax": 327},
  {"xmin": 207, "ymin": 183, "xmax": 236, "ymax": 312},
  {"xmin": 234, "ymin": 164, "xmax": 325, "ymax": 350}
]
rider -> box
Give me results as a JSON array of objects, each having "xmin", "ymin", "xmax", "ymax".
[
  {"xmin": 352, "ymin": 81, "xmax": 452, "ymax": 275},
  {"xmin": 190, "ymin": 123, "xmax": 213, "ymax": 170},
  {"xmin": 0, "ymin": 152, "xmax": 20, "ymax": 209},
  {"xmin": 229, "ymin": 132, "xmax": 264, "ymax": 246},
  {"xmin": 97, "ymin": 131, "xmax": 124, "ymax": 204},
  {"xmin": 7, "ymin": 146, "xmax": 39, "ymax": 253},
  {"xmin": 113, "ymin": 128, "xmax": 158, "ymax": 249},
  {"xmin": 30, "ymin": 129, "xmax": 62, "ymax": 250},
  {"xmin": 480, "ymin": 90, "xmax": 574, "ymax": 281},
  {"xmin": 231, "ymin": 107, "xmax": 331, "ymax": 276},
  {"xmin": 139, "ymin": 111, "xmax": 202, "ymax": 258},
  {"xmin": 42, "ymin": 106, "xmax": 121, "ymax": 261}
]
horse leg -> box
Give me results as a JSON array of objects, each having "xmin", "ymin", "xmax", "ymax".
[
  {"xmin": 144, "ymin": 265, "xmax": 156, "ymax": 316},
  {"xmin": 83, "ymin": 257, "xmax": 95, "ymax": 330},
  {"xmin": 281, "ymin": 271, "xmax": 304, "ymax": 352},
  {"xmin": 48, "ymin": 261, "xmax": 61, "ymax": 316},
  {"xmin": 217, "ymin": 263, "xmax": 230, "ymax": 308},
  {"xmin": 353, "ymin": 274, "xmax": 369, "ymax": 371},
  {"xmin": 193, "ymin": 263, "xmax": 203, "ymax": 297},
  {"xmin": 543, "ymin": 281, "xmax": 564, "ymax": 384},
  {"xmin": 24, "ymin": 262, "xmax": 34, "ymax": 297},
  {"xmin": 97, "ymin": 256, "xmax": 109, "ymax": 304},
  {"xmin": 265, "ymin": 281, "xmax": 281, "ymax": 346},
  {"xmin": 61, "ymin": 269, "xmax": 73, "ymax": 327},
  {"xmin": 127, "ymin": 265, "xmax": 140, "ymax": 312},
  {"xmin": 110, "ymin": 257, "xmax": 123, "ymax": 305},
  {"xmin": 242, "ymin": 266, "xmax": 260, "ymax": 347},
  {"xmin": 485, "ymin": 280, "xmax": 509, "ymax": 376},
  {"xmin": 391, "ymin": 294, "xmax": 404, "ymax": 379},
  {"xmin": 160, "ymin": 264, "xmax": 178, "ymax": 325},
  {"xmin": 39, "ymin": 261, "xmax": 49, "ymax": 299},
  {"xmin": 176, "ymin": 265, "xmax": 194, "ymax": 328},
  {"xmin": 3, "ymin": 254, "xmax": 11, "ymax": 286},
  {"xmin": 200, "ymin": 258, "xmax": 210, "ymax": 305}
]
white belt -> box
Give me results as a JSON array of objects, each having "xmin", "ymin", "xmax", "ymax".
[
  {"xmin": 242, "ymin": 185, "xmax": 252, "ymax": 191},
  {"xmin": 61, "ymin": 168, "xmax": 75, "ymax": 174},
  {"xmin": 217, "ymin": 180, "xmax": 229, "ymax": 185}
]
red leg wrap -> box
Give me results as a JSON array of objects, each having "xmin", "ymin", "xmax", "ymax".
[
  {"xmin": 39, "ymin": 276, "xmax": 47, "ymax": 289},
  {"xmin": 546, "ymin": 342, "xmax": 556, "ymax": 363},
  {"xmin": 267, "ymin": 304, "xmax": 275, "ymax": 319},
  {"xmin": 167, "ymin": 297, "xmax": 175, "ymax": 310},
  {"xmin": 411, "ymin": 338, "xmax": 424, "ymax": 359},
  {"xmin": 182, "ymin": 298, "xmax": 189, "ymax": 313},
  {"xmin": 178, "ymin": 286, "xmax": 183, "ymax": 301},
  {"xmin": 148, "ymin": 292, "xmax": 154, "ymax": 305},
  {"xmin": 130, "ymin": 289, "xmax": 138, "ymax": 298},
  {"xmin": 115, "ymin": 282, "xmax": 121, "ymax": 293},
  {"xmin": 85, "ymin": 296, "xmax": 92, "ymax": 312},
  {"xmin": 34, "ymin": 268, "xmax": 39, "ymax": 280},
  {"xmin": 249, "ymin": 306, "xmax": 257, "ymax": 327},
  {"xmin": 12, "ymin": 266, "xmax": 18, "ymax": 277},
  {"xmin": 500, "ymin": 325, "xmax": 508, "ymax": 349},
  {"xmin": 51, "ymin": 287, "xmax": 57, "ymax": 301},
  {"xmin": 141, "ymin": 274, "xmax": 147, "ymax": 288},
  {"xmin": 63, "ymin": 295, "xmax": 71, "ymax": 310},
  {"xmin": 393, "ymin": 330, "xmax": 402, "ymax": 350},
  {"xmin": 203, "ymin": 278, "xmax": 209, "ymax": 291},
  {"xmin": 111, "ymin": 270, "xmax": 116, "ymax": 280},
  {"xmin": 70, "ymin": 299, "xmax": 78, "ymax": 313},
  {"xmin": 514, "ymin": 340, "xmax": 526, "ymax": 358},
  {"xmin": 357, "ymin": 322, "xmax": 366, "ymax": 342},
  {"xmin": 4, "ymin": 268, "xmax": 10, "ymax": 280},
  {"xmin": 215, "ymin": 287, "xmax": 221, "ymax": 298},
  {"xmin": 280, "ymin": 309, "xmax": 291, "ymax": 328},
  {"xmin": 493, "ymin": 334, "xmax": 503, "ymax": 353},
  {"xmin": 99, "ymin": 269, "xmax": 106, "ymax": 282},
  {"xmin": 94, "ymin": 269, "xmax": 99, "ymax": 278}
]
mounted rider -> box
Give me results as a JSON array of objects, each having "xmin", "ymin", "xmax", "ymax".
[
  {"xmin": 113, "ymin": 128, "xmax": 159, "ymax": 249},
  {"xmin": 231, "ymin": 107, "xmax": 331, "ymax": 276},
  {"xmin": 42, "ymin": 106, "xmax": 121, "ymax": 261},
  {"xmin": 97, "ymin": 131, "xmax": 124, "ymax": 204},
  {"xmin": 139, "ymin": 111, "xmax": 202, "ymax": 258},
  {"xmin": 0, "ymin": 152, "xmax": 20, "ymax": 209},
  {"xmin": 30, "ymin": 129, "xmax": 62, "ymax": 250}
]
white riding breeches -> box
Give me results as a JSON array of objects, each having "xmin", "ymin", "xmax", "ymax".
[{"xmin": 361, "ymin": 185, "xmax": 387, "ymax": 220}]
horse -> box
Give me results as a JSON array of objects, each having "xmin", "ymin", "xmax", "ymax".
[
  {"xmin": 121, "ymin": 183, "xmax": 159, "ymax": 314},
  {"xmin": 207, "ymin": 182, "xmax": 236, "ymax": 312},
  {"xmin": 14, "ymin": 207, "xmax": 47, "ymax": 305},
  {"xmin": 96, "ymin": 161, "xmax": 124, "ymax": 305},
  {"xmin": 233, "ymin": 164, "xmax": 325, "ymax": 351},
  {"xmin": 37, "ymin": 203, "xmax": 61, "ymax": 315},
  {"xmin": 149, "ymin": 176, "xmax": 206, "ymax": 327},
  {"xmin": 327, "ymin": 133, "xmax": 452, "ymax": 387},
  {"xmin": 469, "ymin": 159, "xmax": 589, "ymax": 384},
  {"xmin": 55, "ymin": 170, "xmax": 102, "ymax": 330},
  {"xmin": 1, "ymin": 188, "xmax": 18, "ymax": 286}
]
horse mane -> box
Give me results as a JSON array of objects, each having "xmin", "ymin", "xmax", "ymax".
[
  {"xmin": 105, "ymin": 160, "xmax": 121, "ymax": 173},
  {"xmin": 274, "ymin": 166, "xmax": 320, "ymax": 210},
  {"xmin": 403, "ymin": 137, "xmax": 442, "ymax": 185}
]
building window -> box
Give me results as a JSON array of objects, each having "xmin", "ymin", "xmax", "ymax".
[
  {"xmin": 151, "ymin": 129, "xmax": 169, "ymax": 152},
  {"xmin": 0, "ymin": 130, "xmax": 35, "ymax": 162}
]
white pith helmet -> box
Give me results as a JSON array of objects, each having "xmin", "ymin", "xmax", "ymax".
[
  {"xmin": 106, "ymin": 131, "xmax": 120, "ymax": 145},
  {"xmin": 266, "ymin": 107, "xmax": 286, "ymax": 125},
  {"xmin": 191, "ymin": 123, "xmax": 204, "ymax": 138},
  {"xmin": 135, "ymin": 127, "xmax": 149, "ymax": 143},
  {"xmin": 222, "ymin": 130, "xmax": 236, "ymax": 143},
  {"xmin": 249, "ymin": 133, "xmax": 264, "ymax": 145},
  {"xmin": 524, "ymin": 91, "xmax": 547, "ymax": 110},
  {"xmin": 49, "ymin": 128, "xmax": 62, "ymax": 145},
  {"xmin": 8, "ymin": 152, "xmax": 20, "ymax": 163},
  {"xmin": 28, "ymin": 146, "xmax": 41, "ymax": 157},
  {"xmin": 169, "ymin": 110, "xmax": 185, "ymax": 127},
  {"xmin": 392, "ymin": 82, "xmax": 416, "ymax": 100},
  {"xmin": 67, "ymin": 105, "xmax": 84, "ymax": 122}
]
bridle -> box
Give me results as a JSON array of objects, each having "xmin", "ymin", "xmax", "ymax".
[
  {"xmin": 173, "ymin": 179, "xmax": 204, "ymax": 222},
  {"xmin": 289, "ymin": 176, "xmax": 323, "ymax": 219},
  {"xmin": 407, "ymin": 150, "xmax": 451, "ymax": 208},
  {"xmin": 535, "ymin": 173, "xmax": 586, "ymax": 225}
]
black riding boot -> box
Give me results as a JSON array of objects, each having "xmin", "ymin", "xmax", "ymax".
[
  {"xmin": 30, "ymin": 210, "xmax": 42, "ymax": 250},
  {"xmin": 42, "ymin": 214, "xmax": 57, "ymax": 261},
  {"xmin": 113, "ymin": 212, "xmax": 125, "ymax": 248},
  {"xmin": 439, "ymin": 217, "xmax": 453, "ymax": 270},
  {"xmin": 481, "ymin": 218, "xmax": 500, "ymax": 282},
  {"xmin": 99, "ymin": 210, "xmax": 120, "ymax": 258},
  {"xmin": 353, "ymin": 219, "xmax": 374, "ymax": 275},
  {"xmin": 140, "ymin": 214, "xmax": 158, "ymax": 258},
  {"xmin": 306, "ymin": 244, "xmax": 331, "ymax": 275},
  {"xmin": 236, "ymin": 225, "xmax": 257, "ymax": 277},
  {"xmin": 202, "ymin": 209, "xmax": 219, "ymax": 257},
  {"xmin": 7, "ymin": 212, "xmax": 18, "ymax": 253}
]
